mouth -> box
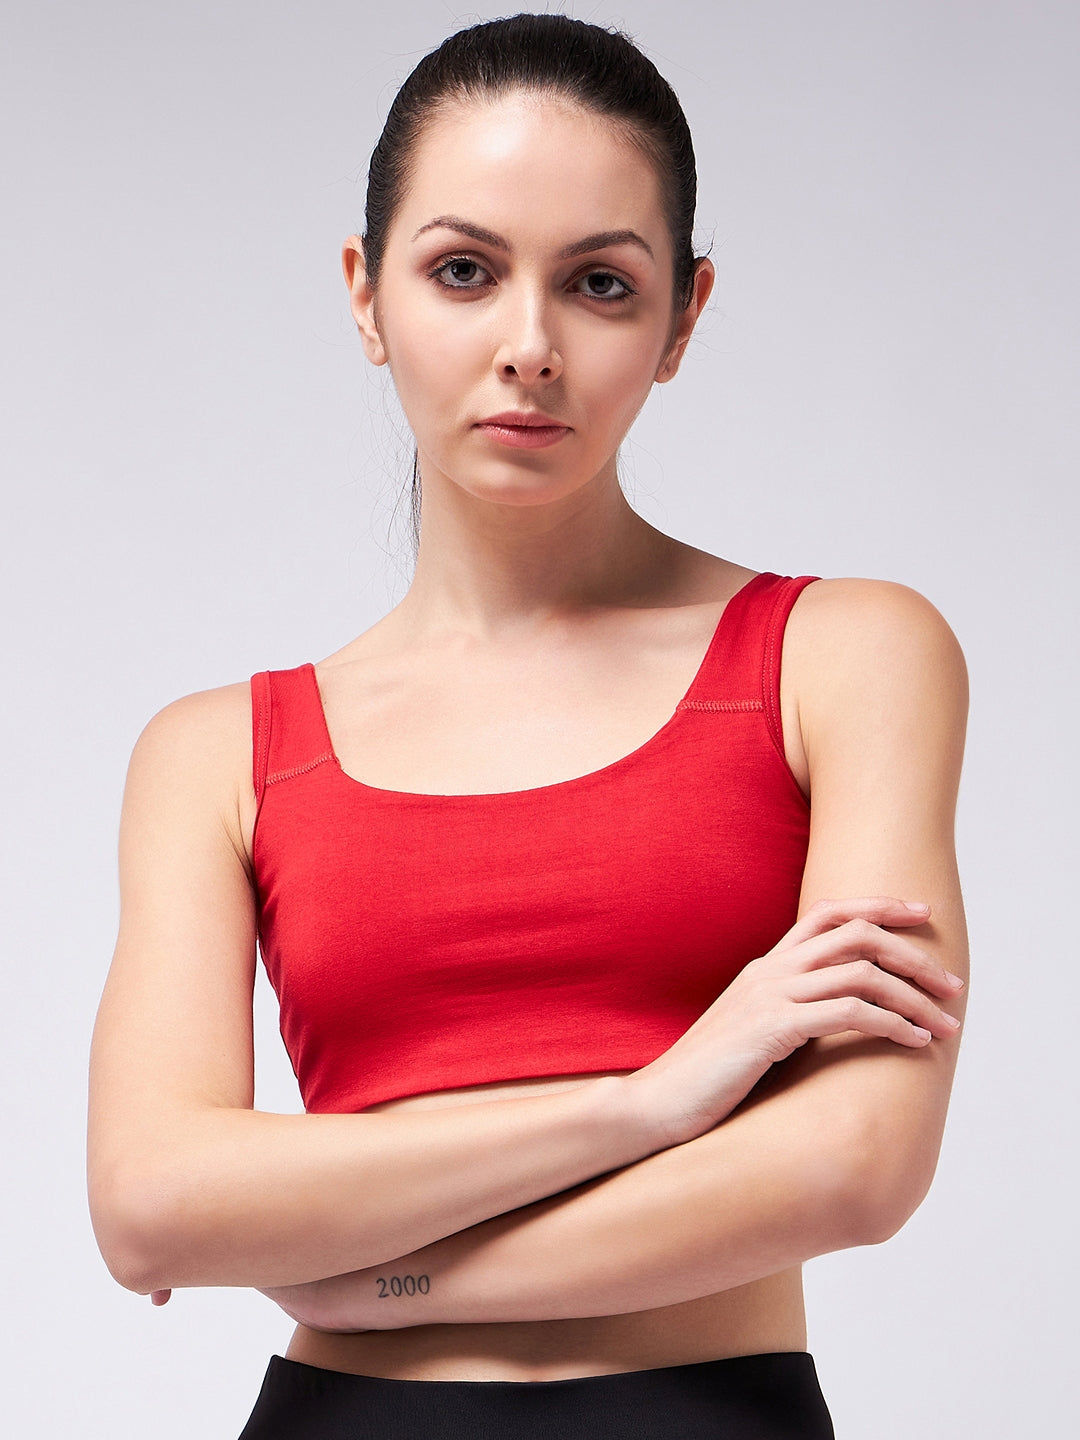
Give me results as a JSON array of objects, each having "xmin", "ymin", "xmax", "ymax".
[{"xmin": 474, "ymin": 411, "xmax": 571, "ymax": 450}]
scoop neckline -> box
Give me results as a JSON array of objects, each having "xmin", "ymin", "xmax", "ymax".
[{"xmin": 305, "ymin": 571, "xmax": 769, "ymax": 801}]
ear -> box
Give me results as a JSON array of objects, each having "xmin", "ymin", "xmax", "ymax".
[
  {"xmin": 655, "ymin": 256, "xmax": 715, "ymax": 384},
  {"xmin": 342, "ymin": 235, "xmax": 388, "ymax": 367}
]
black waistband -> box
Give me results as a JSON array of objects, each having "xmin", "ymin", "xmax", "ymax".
[{"xmin": 238, "ymin": 1349, "xmax": 834, "ymax": 1439}]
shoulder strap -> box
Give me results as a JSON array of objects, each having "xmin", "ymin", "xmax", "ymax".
[
  {"xmin": 249, "ymin": 664, "xmax": 335, "ymax": 800},
  {"xmin": 250, "ymin": 671, "xmax": 273, "ymax": 805},
  {"xmin": 683, "ymin": 573, "xmax": 820, "ymax": 753},
  {"xmin": 760, "ymin": 574, "xmax": 820, "ymax": 758}
]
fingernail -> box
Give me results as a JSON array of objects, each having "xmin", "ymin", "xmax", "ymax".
[
  {"xmin": 913, "ymin": 1027, "xmax": 932, "ymax": 1042},
  {"xmin": 904, "ymin": 902, "xmax": 930, "ymax": 913},
  {"xmin": 944, "ymin": 971, "xmax": 965, "ymax": 989},
  {"xmin": 942, "ymin": 1013, "xmax": 962, "ymax": 1029}
]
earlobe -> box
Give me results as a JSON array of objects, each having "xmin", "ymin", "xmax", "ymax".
[
  {"xmin": 342, "ymin": 235, "xmax": 388, "ymax": 367},
  {"xmin": 655, "ymin": 335, "xmax": 689, "ymax": 385}
]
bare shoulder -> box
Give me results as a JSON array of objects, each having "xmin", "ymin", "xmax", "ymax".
[
  {"xmin": 129, "ymin": 680, "xmax": 252, "ymax": 786},
  {"xmin": 125, "ymin": 680, "xmax": 256, "ymax": 863},
  {"xmin": 787, "ymin": 575, "xmax": 967, "ymax": 700},
  {"xmin": 133, "ymin": 680, "xmax": 250, "ymax": 753},
  {"xmin": 782, "ymin": 577, "xmax": 968, "ymax": 794}
]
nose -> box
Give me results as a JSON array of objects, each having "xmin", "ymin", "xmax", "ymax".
[{"xmin": 492, "ymin": 292, "xmax": 563, "ymax": 386}]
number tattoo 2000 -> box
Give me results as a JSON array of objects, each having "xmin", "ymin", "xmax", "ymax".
[{"xmin": 375, "ymin": 1273, "xmax": 431, "ymax": 1298}]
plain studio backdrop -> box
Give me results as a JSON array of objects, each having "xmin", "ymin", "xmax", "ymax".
[{"xmin": 2, "ymin": 1, "xmax": 1076, "ymax": 1434}]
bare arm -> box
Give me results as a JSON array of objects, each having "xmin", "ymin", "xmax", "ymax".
[
  {"xmin": 88, "ymin": 668, "xmax": 949, "ymax": 1298},
  {"xmin": 87, "ymin": 685, "xmax": 659, "ymax": 1295},
  {"xmin": 88, "ymin": 671, "xmax": 944, "ymax": 1296},
  {"xmin": 93, "ymin": 580, "xmax": 966, "ymax": 1313},
  {"xmin": 264, "ymin": 578, "xmax": 970, "ymax": 1331}
]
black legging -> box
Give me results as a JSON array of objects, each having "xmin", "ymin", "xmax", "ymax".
[{"xmin": 237, "ymin": 1350, "xmax": 834, "ymax": 1438}]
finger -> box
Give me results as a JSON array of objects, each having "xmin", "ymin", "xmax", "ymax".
[
  {"xmin": 784, "ymin": 919, "xmax": 962, "ymax": 999},
  {"xmin": 771, "ymin": 897, "xmax": 931, "ymax": 954},
  {"xmin": 792, "ymin": 960, "xmax": 962, "ymax": 1039},
  {"xmin": 793, "ymin": 996, "xmax": 938, "ymax": 1048},
  {"xmin": 150, "ymin": 1289, "xmax": 172, "ymax": 1306}
]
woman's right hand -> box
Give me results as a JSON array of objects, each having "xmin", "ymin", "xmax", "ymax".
[{"xmin": 623, "ymin": 897, "xmax": 965, "ymax": 1149}]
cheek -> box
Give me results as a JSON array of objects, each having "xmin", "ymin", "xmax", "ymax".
[
  {"xmin": 573, "ymin": 325, "xmax": 665, "ymax": 430},
  {"xmin": 383, "ymin": 306, "xmax": 489, "ymax": 414}
]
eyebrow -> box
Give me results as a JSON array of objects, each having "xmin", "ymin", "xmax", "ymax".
[{"xmin": 411, "ymin": 215, "xmax": 655, "ymax": 262}]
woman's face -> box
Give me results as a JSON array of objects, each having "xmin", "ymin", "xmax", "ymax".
[{"xmin": 344, "ymin": 92, "xmax": 712, "ymax": 513}]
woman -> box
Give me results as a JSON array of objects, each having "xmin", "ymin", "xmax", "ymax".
[{"xmin": 87, "ymin": 14, "xmax": 968, "ymax": 1438}]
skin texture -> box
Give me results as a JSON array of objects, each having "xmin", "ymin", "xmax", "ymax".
[{"xmin": 88, "ymin": 91, "xmax": 969, "ymax": 1383}]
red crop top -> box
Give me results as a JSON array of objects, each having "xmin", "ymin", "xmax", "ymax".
[{"xmin": 250, "ymin": 571, "xmax": 818, "ymax": 1113}]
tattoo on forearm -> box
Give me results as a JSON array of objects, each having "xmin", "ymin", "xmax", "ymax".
[{"xmin": 375, "ymin": 1273, "xmax": 431, "ymax": 1299}]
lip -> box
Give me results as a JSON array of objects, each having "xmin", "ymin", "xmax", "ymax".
[
  {"xmin": 474, "ymin": 410, "xmax": 571, "ymax": 450},
  {"xmin": 479, "ymin": 410, "xmax": 567, "ymax": 428}
]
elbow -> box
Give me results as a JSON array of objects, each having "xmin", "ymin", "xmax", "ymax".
[
  {"xmin": 833, "ymin": 1122, "xmax": 942, "ymax": 1248},
  {"xmin": 89, "ymin": 1166, "xmax": 188, "ymax": 1295}
]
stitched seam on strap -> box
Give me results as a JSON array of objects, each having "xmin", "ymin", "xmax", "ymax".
[
  {"xmin": 253, "ymin": 677, "xmax": 272, "ymax": 803},
  {"xmin": 266, "ymin": 751, "xmax": 334, "ymax": 785},
  {"xmin": 762, "ymin": 585, "xmax": 782, "ymax": 750},
  {"xmin": 676, "ymin": 699, "xmax": 764, "ymax": 713},
  {"xmin": 762, "ymin": 576, "xmax": 818, "ymax": 769}
]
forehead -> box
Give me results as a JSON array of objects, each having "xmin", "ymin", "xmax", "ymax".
[{"xmin": 394, "ymin": 92, "xmax": 669, "ymax": 255}]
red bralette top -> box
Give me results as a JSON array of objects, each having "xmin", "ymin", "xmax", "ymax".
[{"xmin": 250, "ymin": 571, "xmax": 818, "ymax": 1113}]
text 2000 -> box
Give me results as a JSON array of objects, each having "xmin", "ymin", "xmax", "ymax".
[{"xmin": 375, "ymin": 1274, "xmax": 431, "ymax": 1298}]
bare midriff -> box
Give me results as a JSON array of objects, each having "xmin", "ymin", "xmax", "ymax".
[{"xmin": 284, "ymin": 1071, "xmax": 807, "ymax": 1382}]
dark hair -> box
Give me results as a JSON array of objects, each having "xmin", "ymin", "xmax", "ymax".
[{"xmin": 363, "ymin": 13, "xmax": 701, "ymax": 549}]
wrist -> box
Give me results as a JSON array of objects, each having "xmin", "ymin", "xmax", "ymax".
[
  {"xmin": 591, "ymin": 1072, "xmax": 672, "ymax": 1163},
  {"xmin": 614, "ymin": 1061, "xmax": 746, "ymax": 1152}
]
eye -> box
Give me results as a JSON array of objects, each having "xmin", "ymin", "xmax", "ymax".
[
  {"xmin": 573, "ymin": 270, "xmax": 635, "ymax": 302},
  {"xmin": 429, "ymin": 255, "xmax": 492, "ymax": 290}
]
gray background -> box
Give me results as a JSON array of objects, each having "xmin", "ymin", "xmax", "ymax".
[{"xmin": 3, "ymin": 1, "xmax": 1076, "ymax": 1434}]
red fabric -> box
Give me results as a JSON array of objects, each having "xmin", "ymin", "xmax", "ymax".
[{"xmin": 250, "ymin": 571, "xmax": 818, "ymax": 1114}]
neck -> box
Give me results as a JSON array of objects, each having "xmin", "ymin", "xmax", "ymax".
[{"xmin": 396, "ymin": 462, "xmax": 684, "ymax": 637}]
